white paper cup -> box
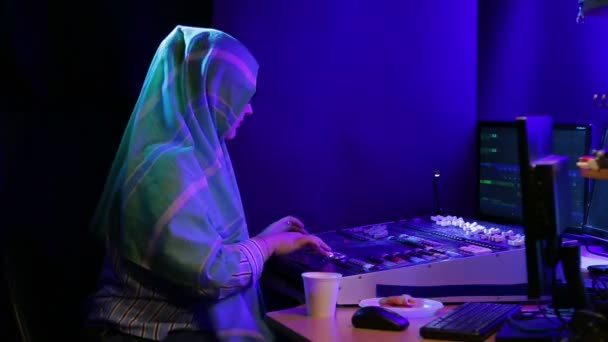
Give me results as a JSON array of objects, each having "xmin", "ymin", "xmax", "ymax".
[{"xmin": 301, "ymin": 272, "xmax": 342, "ymax": 317}]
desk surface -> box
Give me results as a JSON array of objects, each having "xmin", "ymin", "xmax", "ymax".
[
  {"xmin": 266, "ymin": 305, "xmax": 494, "ymax": 342},
  {"xmin": 266, "ymin": 249, "xmax": 608, "ymax": 342},
  {"xmin": 581, "ymin": 245, "xmax": 608, "ymax": 272}
]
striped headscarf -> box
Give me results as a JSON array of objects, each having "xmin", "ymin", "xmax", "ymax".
[{"xmin": 92, "ymin": 25, "xmax": 259, "ymax": 294}]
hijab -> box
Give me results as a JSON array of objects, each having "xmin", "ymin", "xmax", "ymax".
[{"xmin": 91, "ymin": 25, "xmax": 259, "ymax": 290}]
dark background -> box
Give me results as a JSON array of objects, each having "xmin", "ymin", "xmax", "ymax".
[
  {"xmin": 2, "ymin": 0, "xmax": 607, "ymax": 341},
  {"xmin": 0, "ymin": 1, "xmax": 214, "ymax": 340}
]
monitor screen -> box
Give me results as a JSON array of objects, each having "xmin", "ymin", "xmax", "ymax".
[
  {"xmin": 584, "ymin": 126, "xmax": 608, "ymax": 242},
  {"xmin": 477, "ymin": 121, "xmax": 591, "ymax": 228}
]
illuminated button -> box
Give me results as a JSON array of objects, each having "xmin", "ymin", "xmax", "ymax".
[
  {"xmin": 326, "ymin": 252, "xmax": 346, "ymax": 260},
  {"xmin": 409, "ymin": 256, "xmax": 426, "ymax": 263},
  {"xmin": 389, "ymin": 256, "xmax": 405, "ymax": 262},
  {"xmin": 372, "ymin": 231, "xmax": 389, "ymax": 239},
  {"xmin": 459, "ymin": 245, "xmax": 492, "ymax": 254},
  {"xmin": 490, "ymin": 235, "xmax": 505, "ymax": 243},
  {"xmin": 470, "ymin": 226, "xmax": 484, "ymax": 234},
  {"xmin": 417, "ymin": 249, "xmax": 433, "ymax": 256},
  {"xmin": 446, "ymin": 251, "xmax": 461, "ymax": 257},
  {"xmin": 347, "ymin": 258, "xmax": 375, "ymax": 270},
  {"xmin": 483, "ymin": 228, "xmax": 494, "ymax": 235},
  {"xmin": 508, "ymin": 239, "xmax": 525, "ymax": 247}
]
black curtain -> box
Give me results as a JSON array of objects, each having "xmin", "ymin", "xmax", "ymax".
[{"xmin": 1, "ymin": 1, "xmax": 212, "ymax": 340}]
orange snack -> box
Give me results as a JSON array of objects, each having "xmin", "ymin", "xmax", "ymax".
[{"xmin": 379, "ymin": 294, "xmax": 421, "ymax": 307}]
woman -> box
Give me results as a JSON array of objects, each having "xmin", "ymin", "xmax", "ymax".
[{"xmin": 86, "ymin": 25, "xmax": 330, "ymax": 342}]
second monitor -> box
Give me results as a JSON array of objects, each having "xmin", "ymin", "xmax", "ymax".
[{"xmin": 477, "ymin": 120, "xmax": 591, "ymax": 229}]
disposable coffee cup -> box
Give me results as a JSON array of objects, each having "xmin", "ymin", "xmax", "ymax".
[{"xmin": 301, "ymin": 272, "xmax": 342, "ymax": 317}]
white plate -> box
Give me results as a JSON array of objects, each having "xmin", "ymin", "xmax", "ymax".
[{"xmin": 358, "ymin": 297, "xmax": 444, "ymax": 318}]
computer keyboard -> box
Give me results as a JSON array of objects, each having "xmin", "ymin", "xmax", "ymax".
[{"xmin": 419, "ymin": 302, "xmax": 522, "ymax": 341}]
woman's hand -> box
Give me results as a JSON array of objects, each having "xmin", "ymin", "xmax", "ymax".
[
  {"xmin": 257, "ymin": 216, "xmax": 308, "ymax": 237},
  {"xmin": 260, "ymin": 232, "xmax": 331, "ymax": 256}
]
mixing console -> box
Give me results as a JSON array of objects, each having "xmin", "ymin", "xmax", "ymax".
[{"xmin": 272, "ymin": 215, "xmax": 537, "ymax": 305}]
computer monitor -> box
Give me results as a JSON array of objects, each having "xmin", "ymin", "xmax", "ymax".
[
  {"xmin": 553, "ymin": 124, "xmax": 592, "ymax": 228},
  {"xmin": 477, "ymin": 121, "xmax": 521, "ymax": 222},
  {"xmin": 583, "ymin": 126, "xmax": 608, "ymax": 244},
  {"xmin": 477, "ymin": 121, "xmax": 591, "ymax": 229},
  {"xmin": 516, "ymin": 116, "xmax": 571, "ymax": 300}
]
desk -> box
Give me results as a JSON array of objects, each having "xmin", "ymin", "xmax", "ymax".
[
  {"xmin": 580, "ymin": 245, "xmax": 608, "ymax": 275},
  {"xmin": 266, "ymin": 250, "xmax": 608, "ymax": 342},
  {"xmin": 266, "ymin": 305, "xmax": 494, "ymax": 342}
]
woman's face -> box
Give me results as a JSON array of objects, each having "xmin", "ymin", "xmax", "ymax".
[{"xmin": 224, "ymin": 103, "xmax": 253, "ymax": 140}]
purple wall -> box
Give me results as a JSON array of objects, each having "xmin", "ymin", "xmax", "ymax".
[
  {"xmin": 478, "ymin": 0, "xmax": 608, "ymax": 148},
  {"xmin": 213, "ymin": 1, "xmax": 478, "ymax": 233}
]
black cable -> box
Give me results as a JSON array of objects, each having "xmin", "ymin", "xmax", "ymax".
[
  {"xmin": 507, "ymin": 299, "xmax": 569, "ymax": 335},
  {"xmin": 538, "ymin": 300, "xmax": 570, "ymax": 328},
  {"xmin": 507, "ymin": 261, "xmax": 571, "ymax": 335},
  {"xmin": 552, "ymin": 264, "xmax": 569, "ymax": 326},
  {"xmin": 507, "ymin": 311, "xmax": 569, "ymax": 335},
  {"xmin": 590, "ymin": 275, "xmax": 608, "ymax": 300}
]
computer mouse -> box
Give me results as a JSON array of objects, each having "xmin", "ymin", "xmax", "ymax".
[{"xmin": 351, "ymin": 306, "xmax": 410, "ymax": 331}]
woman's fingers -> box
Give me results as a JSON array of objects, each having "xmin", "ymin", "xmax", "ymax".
[
  {"xmin": 316, "ymin": 237, "xmax": 332, "ymax": 252},
  {"xmin": 285, "ymin": 216, "xmax": 308, "ymax": 234},
  {"xmin": 300, "ymin": 235, "xmax": 332, "ymax": 253}
]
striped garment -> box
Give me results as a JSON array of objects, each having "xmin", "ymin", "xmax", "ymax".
[
  {"xmin": 87, "ymin": 239, "xmax": 271, "ymax": 341},
  {"xmin": 86, "ymin": 26, "xmax": 274, "ymax": 341}
]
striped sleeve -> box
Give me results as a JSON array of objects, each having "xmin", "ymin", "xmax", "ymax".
[{"xmin": 217, "ymin": 237, "xmax": 271, "ymax": 299}]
